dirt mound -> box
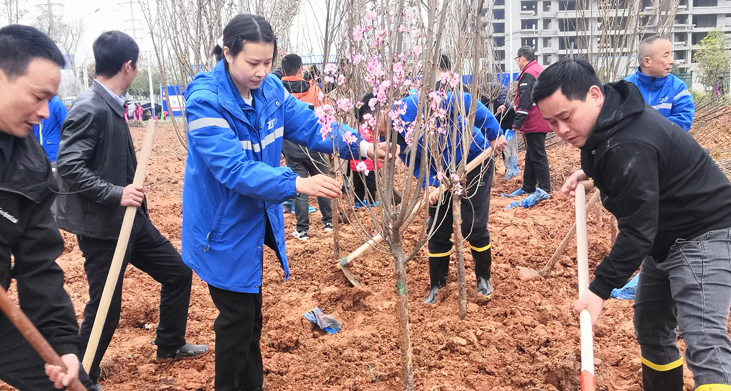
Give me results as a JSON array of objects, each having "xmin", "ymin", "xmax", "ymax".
[{"xmin": 4, "ymin": 124, "xmax": 710, "ymax": 391}]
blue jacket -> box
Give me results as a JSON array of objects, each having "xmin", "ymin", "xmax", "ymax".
[
  {"xmin": 624, "ymin": 68, "xmax": 695, "ymax": 131},
  {"xmin": 182, "ymin": 60, "xmax": 362, "ymax": 293},
  {"xmin": 32, "ymin": 96, "xmax": 68, "ymax": 162},
  {"xmin": 397, "ymin": 92, "xmax": 502, "ymax": 187}
]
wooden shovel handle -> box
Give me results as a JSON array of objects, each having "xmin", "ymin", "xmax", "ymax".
[
  {"xmin": 83, "ymin": 120, "xmax": 156, "ymax": 373},
  {"xmin": 0, "ymin": 286, "xmax": 87, "ymax": 391},
  {"xmin": 576, "ymin": 183, "xmax": 596, "ymax": 390}
]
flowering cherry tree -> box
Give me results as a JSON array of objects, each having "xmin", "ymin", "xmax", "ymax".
[{"xmin": 310, "ymin": 0, "xmax": 493, "ymax": 388}]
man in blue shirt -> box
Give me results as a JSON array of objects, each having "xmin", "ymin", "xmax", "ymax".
[
  {"xmin": 32, "ymin": 95, "xmax": 67, "ymax": 163},
  {"xmin": 625, "ymin": 36, "xmax": 695, "ymax": 131}
]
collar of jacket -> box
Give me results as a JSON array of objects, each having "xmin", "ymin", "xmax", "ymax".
[
  {"xmin": 519, "ymin": 60, "xmax": 539, "ymax": 78},
  {"xmin": 281, "ymin": 76, "xmax": 311, "ymax": 94},
  {"xmin": 0, "ymin": 135, "xmax": 56, "ymax": 203},
  {"xmin": 91, "ymin": 81, "xmax": 126, "ymax": 118},
  {"xmin": 633, "ymin": 67, "xmax": 668, "ymax": 92},
  {"xmin": 581, "ymin": 80, "xmax": 645, "ymax": 152}
]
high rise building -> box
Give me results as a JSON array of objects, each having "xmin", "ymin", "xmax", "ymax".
[{"xmin": 487, "ymin": 0, "xmax": 731, "ymax": 87}]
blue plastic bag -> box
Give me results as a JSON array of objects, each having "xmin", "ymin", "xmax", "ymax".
[
  {"xmin": 303, "ymin": 307, "xmax": 342, "ymax": 334},
  {"xmin": 502, "ymin": 130, "xmax": 520, "ymax": 181},
  {"xmin": 611, "ymin": 274, "xmax": 639, "ymax": 300},
  {"xmin": 504, "ymin": 188, "xmax": 550, "ymax": 209}
]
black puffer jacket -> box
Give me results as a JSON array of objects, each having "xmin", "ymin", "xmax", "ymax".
[
  {"xmin": 56, "ymin": 82, "xmax": 143, "ymax": 240},
  {"xmin": 582, "ymin": 81, "xmax": 731, "ymax": 299},
  {"xmin": 0, "ymin": 134, "xmax": 80, "ymax": 356}
]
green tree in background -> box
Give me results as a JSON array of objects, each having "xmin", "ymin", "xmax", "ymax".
[
  {"xmin": 693, "ymin": 29, "xmax": 731, "ymax": 91},
  {"xmin": 128, "ymin": 68, "xmax": 163, "ymax": 100}
]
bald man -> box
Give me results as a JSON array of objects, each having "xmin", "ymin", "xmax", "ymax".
[{"xmin": 625, "ymin": 36, "xmax": 695, "ymax": 131}]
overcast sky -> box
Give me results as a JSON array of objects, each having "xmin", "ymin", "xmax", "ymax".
[{"xmin": 4, "ymin": 0, "xmax": 329, "ymax": 63}]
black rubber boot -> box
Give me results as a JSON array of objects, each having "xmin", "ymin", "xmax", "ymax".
[
  {"xmin": 424, "ymin": 255, "xmax": 450, "ymax": 305},
  {"xmin": 641, "ymin": 361, "xmax": 683, "ymax": 391},
  {"xmin": 472, "ymin": 247, "xmax": 493, "ymax": 299}
]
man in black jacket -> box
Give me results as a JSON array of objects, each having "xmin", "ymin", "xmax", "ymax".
[
  {"xmin": 56, "ymin": 31, "xmax": 207, "ymax": 387},
  {"xmin": 0, "ymin": 25, "xmax": 96, "ymax": 391},
  {"xmin": 533, "ymin": 58, "xmax": 731, "ymax": 391}
]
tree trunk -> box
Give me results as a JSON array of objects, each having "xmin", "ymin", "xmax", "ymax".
[
  {"xmin": 391, "ymin": 232, "xmax": 414, "ymax": 391},
  {"xmin": 452, "ymin": 193, "xmax": 467, "ymax": 320}
]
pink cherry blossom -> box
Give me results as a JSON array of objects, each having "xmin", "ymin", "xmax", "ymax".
[
  {"xmin": 368, "ymin": 98, "xmax": 378, "ymax": 111},
  {"xmin": 337, "ymin": 98, "xmax": 353, "ymax": 112},
  {"xmin": 364, "ymin": 11, "xmax": 374, "ymax": 26},
  {"xmin": 412, "ymin": 45, "xmax": 422, "ymax": 58},
  {"xmin": 437, "ymin": 171, "xmax": 444, "ymax": 181},
  {"xmin": 405, "ymin": 8, "xmax": 414, "ymax": 23},
  {"xmin": 353, "ymin": 25, "xmax": 365, "ymax": 41},
  {"xmin": 342, "ymin": 131, "xmax": 358, "ymax": 144},
  {"xmin": 356, "ymin": 160, "xmax": 370, "ymax": 176},
  {"xmin": 449, "ymin": 73, "xmax": 460, "ymax": 88},
  {"xmin": 314, "ymin": 104, "xmax": 336, "ymax": 140},
  {"xmin": 452, "ymin": 182, "xmax": 463, "ymax": 196},
  {"xmin": 439, "ymin": 72, "xmax": 450, "ymax": 87},
  {"xmin": 324, "ymin": 63, "xmax": 337, "ymax": 75}
]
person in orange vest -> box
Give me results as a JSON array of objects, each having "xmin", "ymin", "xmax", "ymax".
[
  {"xmin": 280, "ymin": 54, "xmax": 332, "ymax": 241},
  {"xmin": 281, "ymin": 54, "xmax": 322, "ymax": 108}
]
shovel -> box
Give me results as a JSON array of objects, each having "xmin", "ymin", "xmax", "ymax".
[
  {"xmin": 338, "ymin": 145, "xmax": 495, "ymax": 288},
  {"xmin": 82, "ymin": 120, "xmax": 156, "ymax": 373},
  {"xmin": 575, "ymin": 182, "xmax": 596, "ymax": 391},
  {"xmin": 0, "ymin": 286, "xmax": 87, "ymax": 391}
]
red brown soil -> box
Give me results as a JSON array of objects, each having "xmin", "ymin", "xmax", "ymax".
[{"xmin": 7, "ymin": 124, "xmax": 719, "ymax": 391}]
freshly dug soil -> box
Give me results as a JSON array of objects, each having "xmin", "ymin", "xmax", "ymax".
[{"xmin": 6, "ymin": 123, "xmax": 714, "ymax": 391}]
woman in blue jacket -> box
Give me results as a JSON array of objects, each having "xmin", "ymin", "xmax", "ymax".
[{"xmin": 183, "ymin": 14, "xmax": 383, "ymax": 391}]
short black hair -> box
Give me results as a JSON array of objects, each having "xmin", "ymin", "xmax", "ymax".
[
  {"xmin": 532, "ymin": 58, "xmax": 602, "ymax": 104},
  {"xmin": 213, "ymin": 14, "xmax": 278, "ymax": 65},
  {"xmin": 517, "ymin": 46, "xmax": 536, "ymax": 62},
  {"xmin": 356, "ymin": 92, "xmax": 375, "ymax": 122},
  {"xmin": 281, "ymin": 54, "xmax": 302, "ymax": 76},
  {"xmin": 0, "ymin": 25, "xmax": 66, "ymax": 79},
  {"xmin": 93, "ymin": 31, "xmax": 139, "ymax": 78},
  {"xmin": 439, "ymin": 54, "xmax": 450, "ymax": 71}
]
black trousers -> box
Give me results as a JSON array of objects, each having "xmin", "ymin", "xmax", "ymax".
[
  {"xmin": 521, "ymin": 132, "xmax": 551, "ymax": 193},
  {"xmin": 285, "ymin": 153, "xmax": 332, "ymax": 232},
  {"xmin": 0, "ymin": 314, "xmax": 96, "ymax": 391},
  {"xmin": 76, "ymin": 211, "xmax": 192, "ymax": 383},
  {"xmin": 208, "ymin": 285, "xmax": 263, "ymax": 391},
  {"xmin": 352, "ymin": 169, "xmax": 377, "ymax": 204},
  {"xmin": 428, "ymin": 159, "xmax": 494, "ymax": 255}
]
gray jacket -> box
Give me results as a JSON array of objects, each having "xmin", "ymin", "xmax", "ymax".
[{"xmin": 56, "ymin": 82, "xmax": 143, "ymax": 240}]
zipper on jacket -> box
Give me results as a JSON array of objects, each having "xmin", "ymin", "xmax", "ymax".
[{"xmin": 204, "ymin": 232, "xmax": 211, "ymax": 252}]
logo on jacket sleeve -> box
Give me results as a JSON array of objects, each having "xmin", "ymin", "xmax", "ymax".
[
  {"xmin": 267, "ymin": 118, "xmax": 277, "ymax": 130},
  {"xmin": 0, "ymin": 207, "xmax": 18, "ymax": 224}
]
